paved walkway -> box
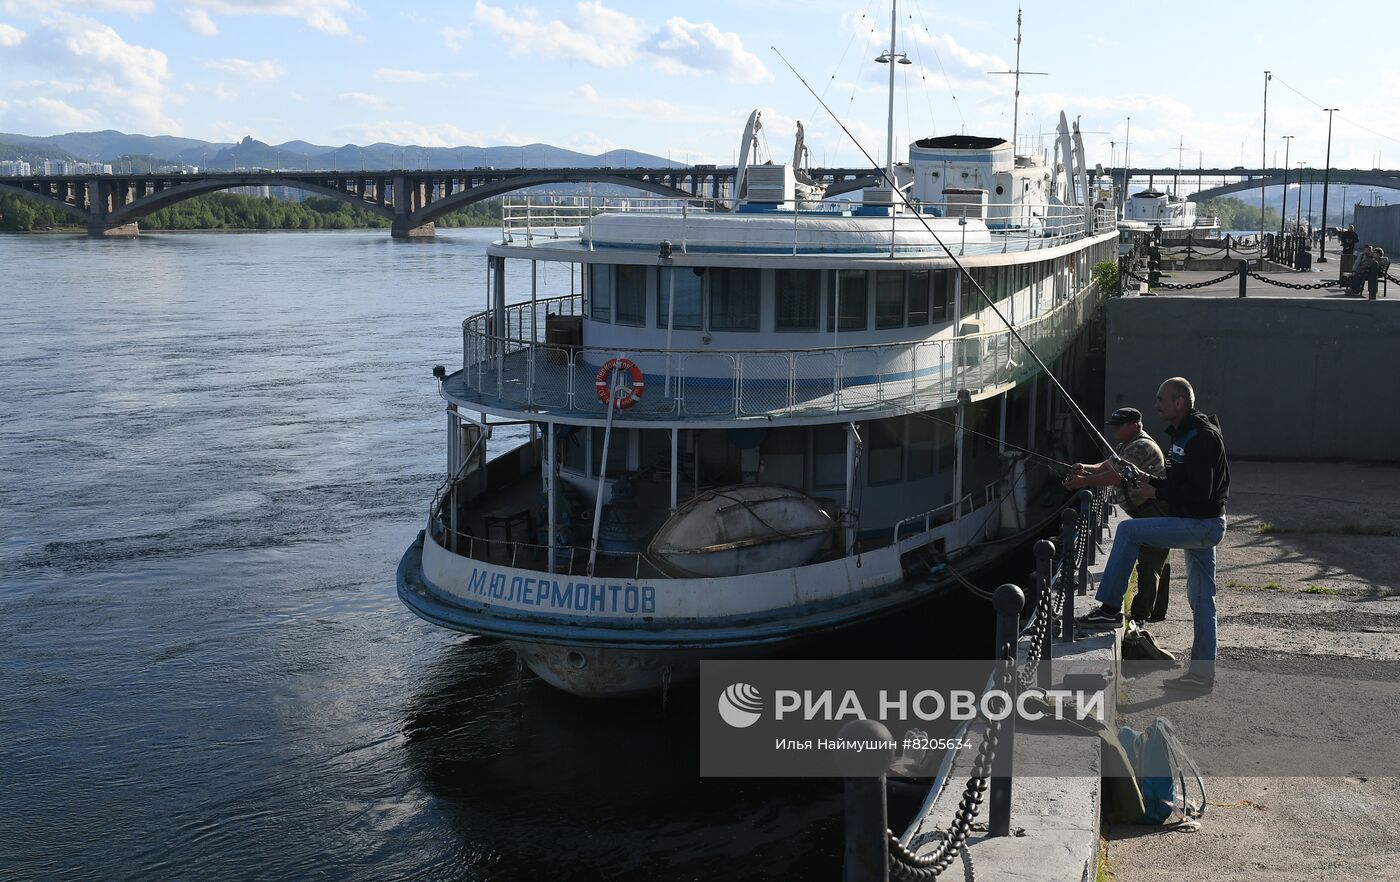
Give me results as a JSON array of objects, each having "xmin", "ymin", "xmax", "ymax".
[
  {"xmin": 1130, "ymin": 267, "xmax": 1393, "ymax": 300},
  {"xmin": 1104, "ymin": 461, "xmax": 1400, "ymax": 881}
]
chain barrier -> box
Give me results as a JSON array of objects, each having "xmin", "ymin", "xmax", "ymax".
[
  {"xmin": 1387, "ymin": 273, "xmax": 1400, "ymax": 287},
  {"xmin": 1122, "ymin": 267, "xmax": 1242, "ymax": 290},
  {"xmin": 1244, "ymin": 270, "xmax": 1337, "ymax": 291},
  {"xmin": 890, "ymin": 491, "xmax": 1105, "ymax": 878}
]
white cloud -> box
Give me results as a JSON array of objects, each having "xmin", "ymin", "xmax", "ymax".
[
  {"xmin": 184, "ymin": 9, "xmax": 217, "ymax": 35},
  {"xmin": 22, "ymin": 0, "xmax": 155, "ymax": 13},
  {"xmin": 441, "ymin": 25, "xmax": 470, "ymax": 51},
  {"xmin": 5, "ymin": 96, "xmax": 103, "ymax": 130},
  {"xmin": 372, "ymin": 67, "xmax": 472, "ymax": 84},
  {"xmin": 647, "ymin": 18, "xmax": 770, "ymax": 84},
  {"xmin": 212, "ymin": 84, "xmax": 237, "ymax": 101},
  {"xmin": 0, "ymin": 22, "xmax": 25, "ymax": 46},
  {"xmin": 567, "ymin": 83, "xmax": 690, "ymax": 121},
  {"xmin": 373, "ymin": 67, "xmax": 435, "ymax": 84},
  {"xmin": 0, "ymin": 13, "xmax": 178, "ymax": 133},
  {"xmin": 180, "ymin": 0, "xmax": 360, "ymax": 39},
  {"xmin": 337, "ymin": 91, "xmax": 386, "ymax": 108},
  {"xmin": 474, "ymin": 2, "xmax": 767, "ymax": 84},
  {"xmin": 334, "ymin": 120, "xmax": 483, "ymax": 147},
  {"xmin": 473, "ymin": 0, "xmax": 646, "ymax": 68},
  {"xmin": 204, "ymin": 57, "xmax": 285, "ymax": 81}
]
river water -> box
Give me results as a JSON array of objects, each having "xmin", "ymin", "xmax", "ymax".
[
  {"xmin": 0, "ymin": 228, "xmax": 1010, "ymax": 881},
  {"xmin": 0, "ymin": 229, "xmax": 856, "ymax": 881}
]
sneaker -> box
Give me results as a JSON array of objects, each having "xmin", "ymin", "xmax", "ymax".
[
  {"xmin": 1146, "ymin": 614, "xmax": 1167, "ymax": 623},
  {"xmin": 1077, "ymin": 605, "xmax": 1123, "ymax": 627},
  {"xmin": 1163, "ymin": 671, "xmax": 1214, "ymax": 692}
]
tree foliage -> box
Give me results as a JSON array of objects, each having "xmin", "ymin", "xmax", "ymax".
[
  {"xmin": 1, "ymin": 190, "xmax": 503, "ymax": 232},
  {"xmin": 1200, "ymin": 197, "xmax": 1281, "ymax": 232}
]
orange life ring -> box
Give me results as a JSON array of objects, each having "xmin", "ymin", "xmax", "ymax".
[{"xmin": 595, "ymin": 358, "xmax": 645, "ymax": 409}]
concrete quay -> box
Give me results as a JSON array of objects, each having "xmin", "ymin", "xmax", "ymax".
[{"xmin": 1103, "ymin": 461, "xmax": 1400, "ymax": 882}]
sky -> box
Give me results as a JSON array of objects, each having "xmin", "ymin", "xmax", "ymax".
[{"xmin": 2, "ymin": 0, "xmax": 1399, "ymax": 173}]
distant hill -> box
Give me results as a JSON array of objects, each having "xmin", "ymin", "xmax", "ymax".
[{"xmin": 0, "ymin": 129, "xmax": 685, "ymax": 171}]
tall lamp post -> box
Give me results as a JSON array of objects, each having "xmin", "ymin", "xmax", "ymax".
[
  {"xmin": 1296, "ymin": 162, "xmax": 1305, "ymax": 236},
  {"xmin": 1260, "ymin": 71, "xmax": 1271, "ymax": 247},
  {"xmin": 1318, "ymin": 107, "xmax": 1338, "ymax": 263},
  {"xmin": 1279, "ymin": 135, "xmax": 1294, "ymax": 237}
]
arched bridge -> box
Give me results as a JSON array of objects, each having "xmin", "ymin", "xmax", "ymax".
[
  {"xmin": 1104, "ymin": 167, "xmax": 1400, "ymax": 204},
  {"xmin": 0, "ymin": 166, "xmax": 874, "ymax": 237}
]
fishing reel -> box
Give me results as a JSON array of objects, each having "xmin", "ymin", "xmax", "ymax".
[{"xmin": 1115, "ymin": 459, "xmax": 1145, "ymax": 489}]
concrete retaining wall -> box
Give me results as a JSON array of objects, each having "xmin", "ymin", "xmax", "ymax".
[
  {"xmin": 1104, "ymin": 296, "xmax": 1400, "ymax": 461},
  {"xmin": 1353, "ymin": 203, "xmax": 1400, "ymax": 255}
]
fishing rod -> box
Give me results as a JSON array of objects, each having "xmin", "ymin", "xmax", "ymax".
[
  {"xmin": 771, "ymin": 47, "xmax": 1118, "ymax": 461},
  {"xmin": 901, "ymin": 407, "xmax": 1078, "ymax": 476}
]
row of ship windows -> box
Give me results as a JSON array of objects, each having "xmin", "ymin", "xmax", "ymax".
[
  {"xmin": 560, "ymin": 415, "xmax": 977, "ymax": 489},
  {"xmin": 585, "ymin": 256, "xmax": 1097, "ymax": 333}
]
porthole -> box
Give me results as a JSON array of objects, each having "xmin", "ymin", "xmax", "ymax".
[{"xmin": 995, "ymin": 185, "xmax": 1004, "ymax": 195}]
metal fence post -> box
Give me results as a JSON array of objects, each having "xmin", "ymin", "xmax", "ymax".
[
  {"xmin": 1035, "ymin": 539, "xmax": 1056, "ymax": 689},
  {"xmin": 989, "ymin": 583, "xmax": 1024, "ymax": 838},
  {"xmin": 1238, "ymin": 259, "xmax": 1249, "ymax": 298},
  {"xmin": 1059, "ymin": 509, "xmax": 1077, "ymax": 642},
  {"xmin": 1079, "ymin": 489, "xmax": 1096, "ymax": 568},
  {"xmin": 841, "ymin": 719, "xmax": 894, "ymax": 882},
  {"xmin": 1076, "ymin": 491, "xmax": 1092, "ymax": 595}
]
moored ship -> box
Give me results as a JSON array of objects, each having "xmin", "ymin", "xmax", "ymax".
[{"xmin": 397, "ymin": 14, "xmax": 1119, "ymax": 697}]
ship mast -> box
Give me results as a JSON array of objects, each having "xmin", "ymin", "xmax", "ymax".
[
  {"xmin": 874, "ymin": 1, "xmax": 910, "ymax": 183},
  {"xmin": 987, "ymin": 8, "xmax": 1047, "ymax": 155}
]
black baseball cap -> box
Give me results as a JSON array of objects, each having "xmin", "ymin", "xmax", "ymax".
[{"xmin": 1107, "ymin": 407, "xmax": 1143, "ymax": 426}]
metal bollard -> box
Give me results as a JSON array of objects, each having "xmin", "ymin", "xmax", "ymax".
[
  {"xmin": 1035, "ymin": 539, "xmax": 1056, "ymax": 689},
  {"xmin": 840, "ymin": 719, "xmax": 895, "ymax": 882},
  {"xmin": 1079, "ymin": 489, "xmax": 1096, "ymax": 568},
  {"xmin": 989, "ymin": 583, "xmax": 1024, "ymax": 838},
  {"xmin": 1238, "ymin": 259, "xmax": 1249, "ymax": 298},
  {"xmin": 1059, "ymin": 509, "xmax": 1077, "ymax": 642}
]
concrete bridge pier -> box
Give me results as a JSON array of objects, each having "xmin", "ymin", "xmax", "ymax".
[
  {"xmin": 391, "ymin": 174, "xmax": 435, "ymax": 239},
  {"xmin": 85, "ymin": 179, "xmax": 139, "ymax": 237}
]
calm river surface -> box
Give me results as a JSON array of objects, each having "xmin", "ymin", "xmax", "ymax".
[
  {"xmin": 0, "ymin": 228, "xmax": 1006, "ymax": 881},
  {"xmin": 0, "ymin": 228, "xmax": 859, "ymax": 881}
]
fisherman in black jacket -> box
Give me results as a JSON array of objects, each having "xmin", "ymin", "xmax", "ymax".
[{"xmin": 1078, "ymin": 376, "xmax": 1230, "ymax": 691}]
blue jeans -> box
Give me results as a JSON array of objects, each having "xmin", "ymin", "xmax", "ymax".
[{"xmin": 1095, "ymin": 516, "xmax": 1227, "ymax": 667}]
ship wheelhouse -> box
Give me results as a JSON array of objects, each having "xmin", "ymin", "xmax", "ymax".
[{"xmin": 400, "ymin": 180, "xmax": 1119, "ymax": 695}]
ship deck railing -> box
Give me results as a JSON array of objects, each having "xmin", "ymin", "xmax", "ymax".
[
  {"xmin": 448, "ymin": 284, "xmax": 1102, "ymax": 421},
  {"xmin": 501, "ymin": 195, "xmax": 1118, "ymax": 257}
]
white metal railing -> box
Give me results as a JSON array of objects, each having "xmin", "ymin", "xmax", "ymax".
[
  {"xmin": 501, "ymin": 194, "xmax": 1118, "ymax": 255},
  {"xmin": 455, "ymin": 279, "xmax": 1105, "ymax": 420}
]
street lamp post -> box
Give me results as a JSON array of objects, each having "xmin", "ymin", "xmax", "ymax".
[
  {"xmin": 1296, "ymin": 163, "xmax": 1305, "ymax": 236},
  {"xmin": 1260, "ymin": 71, "xmax": 1271, "ymax": 247},
  {"xmin": 1279, "ymin": 135, "xmax": 1293, "ymax": 237},
  {"xmin": 1318, "ymin": 108, "xmax": 1338, "ymax": 263}
]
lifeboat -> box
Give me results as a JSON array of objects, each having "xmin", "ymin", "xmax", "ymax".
[{"xmin": 647, "ymin": 485, "xmax": 835, "ymax": 578}]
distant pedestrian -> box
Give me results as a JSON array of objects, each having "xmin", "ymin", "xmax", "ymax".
[
  {"xmin": 1370, "ymin": 247, "xmax": 1388, "ymax": 300},
  {"xmin": 1338, "ymin": 224, "xmax": 1359, "ymax": 255},
  {"xmin": 1078, "ymin": 378, "xmax": 1230, "ymax": 691},
  {"xmin": 1066, "ymin": 408, "xmax": 1171, "ymax": 622}
]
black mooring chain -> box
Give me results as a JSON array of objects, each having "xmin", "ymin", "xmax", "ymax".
[
  {"xmin": 1245, "ymin": 271, "xmax": 1338, "ymax": 291},
  {"xmin": 1122, "ymin": 268, "xmax": 1242, "ymax": 290}
]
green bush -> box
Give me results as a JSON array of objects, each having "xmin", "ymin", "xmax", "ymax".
[{"xmin": 1091, "ymin": 259, "xmax": 1119, "ymax": 293}]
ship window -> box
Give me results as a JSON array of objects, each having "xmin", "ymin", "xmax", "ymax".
[
  {"xmin": 868, "ymin": 418, "xmax": 903, "ymax": 484},
  {"xmin": 908, "ymin": 415, "xmax": 936, "ymax": 479},
  {"xmin": 875, "ymin": 271, "xmax": 906, "ymax": 329},
  {"xmin": 589, "ymin": 263, "xmax": 612, "ymax": 322},
  {"xmin": 932, "ymin": 271, "xmax": 950, "ymax": 321},
  {"xmin": 827, "ymin": 270, "xmax": 868, "ymax": 331},
  {"xmin": 709, "ymin": 268, "xmax": 761, "ymax": 331},
  {"xmin": 813, "ymin": 424, "xmax": 847, "ymax": 489},
  {"xmin": 759, "ymin": 427, "xmax": 806, "ymax": 489},
  {"xmin": 615, "ymin": 265, "xmax": 646, "ymax": 326},
  {"xmin": 590, "ymin": 426, "xmax": 627, "ymax": 474},
  {"xmin": 775, "ymin": 269, "xmax": 821, "ymax": 331},
  {"xmin": 657, "ymin": 267, "xmax": 703, "ymax": 330},
  {"xmin": 908, "ymin": 270, "xmax": 930, "ymax": 325}
]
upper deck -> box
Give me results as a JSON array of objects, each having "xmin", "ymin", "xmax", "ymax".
[{"xmin": 442, "ymin": 196, "xmax": 1119, "ymax": 426}]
